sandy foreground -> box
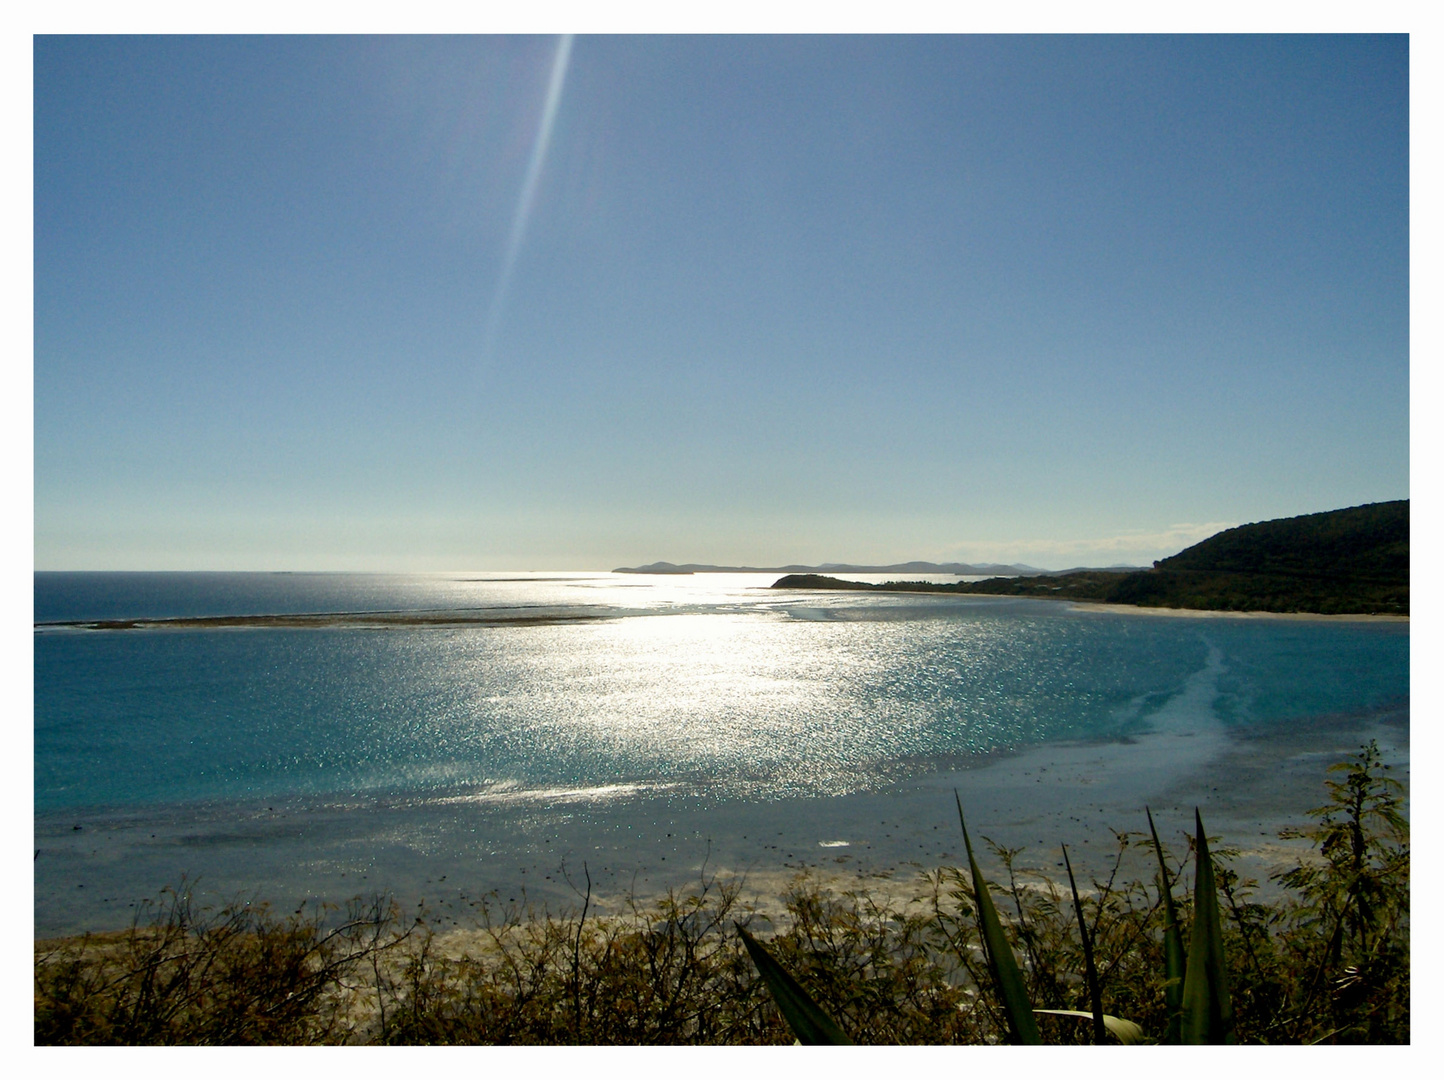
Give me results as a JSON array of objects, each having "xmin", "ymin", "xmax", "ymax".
[{"xmin": 36, "ymin": 686, "xmax": 1407, "ymax": 941}]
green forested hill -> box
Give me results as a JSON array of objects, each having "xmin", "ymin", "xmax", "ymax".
[
  {"xmin": 1150, "ymin": 501, "xmax": 1408, "ymax": 580},
  {"xmin": 773, "ymin": 501, "xmax": 1408, "ymax": 614},
  {"xmin": 1103, "ymin": 500, "xmax": 1408, "ymax": 613}
]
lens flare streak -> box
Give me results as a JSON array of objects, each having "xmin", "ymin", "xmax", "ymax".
[{"xmin": 481, "ymin": 33, "xmax": 574, "ymax": 364}]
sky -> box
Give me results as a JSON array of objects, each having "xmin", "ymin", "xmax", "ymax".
[{"xmin": 32, "ymin": 33, "xmax": 1410, "ymax": 571}]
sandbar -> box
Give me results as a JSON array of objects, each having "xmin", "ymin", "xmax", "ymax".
[{"xmin": 35, "ymin": 609, "xmax": 612, "ymax": 632}]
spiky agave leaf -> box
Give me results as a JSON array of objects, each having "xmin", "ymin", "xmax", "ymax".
[
  {"xmin": 736, "ymin": 924, "xmax": 853, "ymax": 1045},
  {"xmin": 1062, "ymin": 844, "xmax": 1105, "ymax": 1044},
  {"xmin": 1146, "ymin": 806, "xmax": 1187, "ymax": 1044},
  {"xmin": 1033, "ymin": 1010, "xmax": 1147, "ymax": 1045},
  {"xmin": 1179, "ymin": 809, "xmax": 1234, "ymax": 1044},
  {"xmin": 955, "ymin": 792, "xmax": 1042, "ymax": 1045}
]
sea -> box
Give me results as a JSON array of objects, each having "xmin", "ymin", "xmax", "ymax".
[{"xmin": 34, "ymin": 571, "xmax": 1409, "ymax": 937}]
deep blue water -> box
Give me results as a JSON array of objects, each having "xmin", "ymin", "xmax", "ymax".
[{"xmin": 35, "ymin": 572, "xmax": 1409, "ymax": 817}]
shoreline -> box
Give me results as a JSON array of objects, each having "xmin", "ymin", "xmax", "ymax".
[
  {"xmin": 1064, "ymin": 599, "xmax": 1409, "ymax": 623},
  {"xmin": 771, "ymin": 577, "xmax": 1408, "ymax": 622},
  {"xmin": 35, "ymin": 699, "xmax": 1407, "ymax": 941},
  {"xmin": 34, "ymin": 592, "xmax": 1410, "ymax": 636}
]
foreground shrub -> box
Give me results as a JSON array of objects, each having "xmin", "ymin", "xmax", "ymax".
[
  {"xmin": 34, "ymin": 888, "xmax": 411, "ymax": 1045},
  {"xmin": 35, "ymin": 742, "xmax": 1408, "ymax": 1045}
]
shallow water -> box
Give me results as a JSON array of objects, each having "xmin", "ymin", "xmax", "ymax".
[{"xmin": 34, "ymin": 572, "xmax": 1408, "ymax": 936}]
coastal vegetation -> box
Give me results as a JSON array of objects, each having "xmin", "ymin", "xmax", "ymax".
[
  {"xmin": 35, "ymin": 743, "xmax": 1407, "ymax": 1045},
  {"xmin": 774, "ymin": 501, "xmax": 1409, "ymax": 615}
]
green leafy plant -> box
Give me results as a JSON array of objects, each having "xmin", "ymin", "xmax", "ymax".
[
  {"xmin": 948, "ymin": 798, "xmax": 1241, "ymax": 1046},
  {"xmin": 1060, "ymin": 844, "xmax": 1105, "ymax": 1042},
  {"xmin": 1146, "ymin": 806, "xmax": 1186, "ymax": 1043},
  {"xmin": 736, "ymin": 925, "xmax": 852, "ymax": 1044},
  {"xmin": 1179, "ymin": 809, "xmax": 1234, "ymax": 1043},
  {"xmin": 1274, "ymin": 738, "xmax": 1409, "ymax": 1042},
  {"xmin": 955, "ymin": 793, "xmax": 1042, "ymax": 1044}
]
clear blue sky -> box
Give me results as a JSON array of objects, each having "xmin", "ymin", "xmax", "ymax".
[{"xmin": 33, "ymin": 34, "xmax": 1409, "ymax": 570}]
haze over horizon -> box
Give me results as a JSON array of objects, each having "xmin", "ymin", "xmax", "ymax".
[{"xmin": 34, "ymin": 35, "xmax": 1408, "ymax": 572}]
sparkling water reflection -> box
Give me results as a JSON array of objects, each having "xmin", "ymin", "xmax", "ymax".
[{"xmin": 34, "ymin": 573, "xmax": 1408, "ymax": 815}]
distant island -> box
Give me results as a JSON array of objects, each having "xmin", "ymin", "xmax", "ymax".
[
  {"xmin": 613, "ymin": 560, "xmax": 1145, "ymax": 576},
  {"xmin": 772, "ymin": 501, "xmax": 1408, "ymax": 616}
]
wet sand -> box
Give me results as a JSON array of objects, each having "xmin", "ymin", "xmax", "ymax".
[{"xmin": 34, "ymin": 694, "xmax": 1407, "ymax": 941}]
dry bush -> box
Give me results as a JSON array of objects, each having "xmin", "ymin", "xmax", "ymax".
[{"xmin": 34, "ymin": 884, "xmax": 413, "ymax": 1044}]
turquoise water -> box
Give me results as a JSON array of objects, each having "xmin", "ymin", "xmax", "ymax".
[
  {"xmin": 34, "ymin": 572, "xmax": 1409, "ymax": 936},
  {"xmin": 35, "ymin": 572, "xmax": 1408, "ymax": 816}
]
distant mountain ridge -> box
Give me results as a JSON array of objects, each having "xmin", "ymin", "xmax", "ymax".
[
  {"xmin": 612, "ymin": 560, "xmax": 1145, "ymax": 576},
  {"xmin": 771, "ymin": 501, "xmax": 1408, "ymax": 615}
]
